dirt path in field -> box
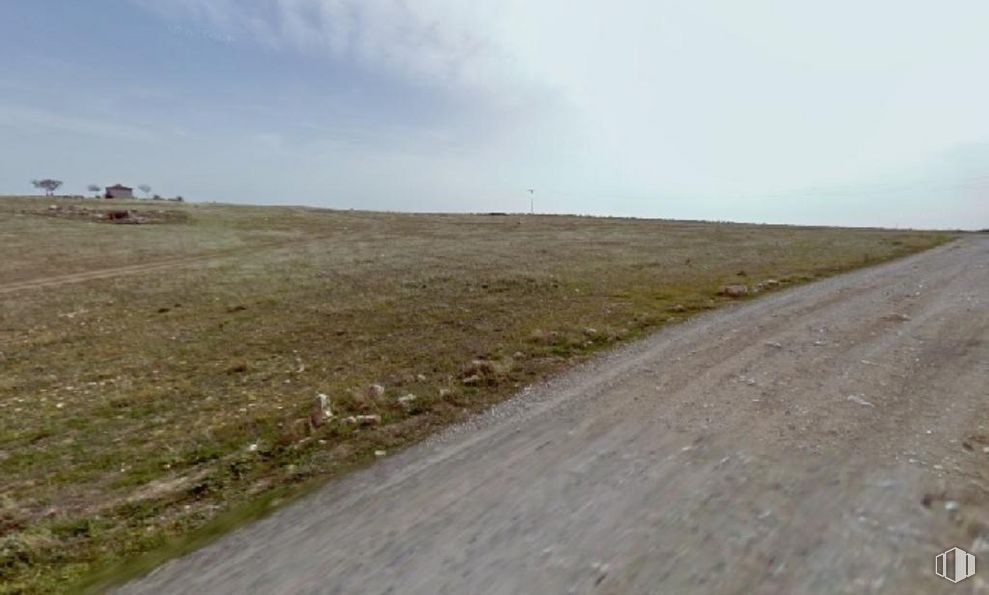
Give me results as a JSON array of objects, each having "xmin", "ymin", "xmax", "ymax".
[
  {"xmin": 119, "ymin": 237, "xmax": 989, "ymax": 595},
  {"xmin": 0, "ymin": 239, "xmax": 301, "ymax": 295}
]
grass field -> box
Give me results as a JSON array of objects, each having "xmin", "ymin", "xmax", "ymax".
[{"xmin": 0, "ymin": 195, "xmax": 952, "ymax": 593}]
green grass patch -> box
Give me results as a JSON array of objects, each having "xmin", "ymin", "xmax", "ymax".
[{"xmin": 0, "ymin": 196, "xmax": 954, "ymax": 593}]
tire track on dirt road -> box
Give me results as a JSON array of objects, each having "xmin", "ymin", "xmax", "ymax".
[{"xmin": 0, "ymin": 238, "xmax": 306, "ymax": 295}]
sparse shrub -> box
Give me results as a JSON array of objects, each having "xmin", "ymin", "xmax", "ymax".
[
  {"xmin": 225, "ymin": 362, "xmax": 248, "ymax": 374},
  {"xmin": 528, "ymin": 329, "xmax": 560, "ymax": 345},
  {"xmin": 50, "ymin": 517, "xmax": 96, "ymax": 539}
]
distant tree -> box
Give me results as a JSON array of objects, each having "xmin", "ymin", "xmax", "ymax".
[
  {"xmin": 31, "ymin": 179, "xmax": 63, "ymax": 196},
  {"xmin": 87, "ymin": 184, "xmax": 101, "ymax": 197},
  {"xmin": 138, "ymin": 184, "xmax": 152, "ymax": 198}
]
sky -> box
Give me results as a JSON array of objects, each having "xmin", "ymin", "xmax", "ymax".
[{"xmin": 1, "ymin": 1, "xmax": 987, "ymax": 228}]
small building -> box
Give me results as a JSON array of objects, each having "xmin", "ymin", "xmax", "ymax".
[{"xmin": 105, "ymin": 184, "xmax": 133, "ymax": 199}]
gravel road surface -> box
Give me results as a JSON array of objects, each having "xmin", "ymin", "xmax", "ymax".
[{"xmin": 119, "ymin": 236, "xmax": 989, "ymax": 594}]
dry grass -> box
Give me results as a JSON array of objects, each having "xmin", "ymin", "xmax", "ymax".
[{"xmin": 0, "ymin": 195, "xmax": 952, "ymax": 593}]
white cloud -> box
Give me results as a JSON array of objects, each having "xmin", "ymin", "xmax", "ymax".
[
  {"xmin": 119, "ymin": 1, "xmax": 989, "ymax": 226},
  {"xmin": 0, "ymin": 104, "xmax": 154, "ymax": 142},
  {"xmin": 136, "ymin": 0, "xmax": 522, "ymax": 94}
]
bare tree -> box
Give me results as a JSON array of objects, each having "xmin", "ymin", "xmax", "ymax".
[
  {"xmin": 138, "ymin": 184, "xmax": 152, "ymax": 198},
  {"xmin": 31, "ymin": 179, "xmax": 63, "ymax": 196},
  {"xmin": 87, "ymin": 184, "xmax": 101, "ymax": 198}
]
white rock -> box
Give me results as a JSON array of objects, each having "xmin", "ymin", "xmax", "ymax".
[
  {"xmin": 846, "ymin": 395, "xmax": 875, "ymax": 407},
  {"xmin": 310, "ymin": 393, "xmax": 333, "ymax": 427},
  {"xmin": 721, "ymin": 284, "xmax": 749, "ymax": 298}
]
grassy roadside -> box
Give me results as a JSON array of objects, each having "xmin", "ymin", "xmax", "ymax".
[{"xmin": 0, "ymin": 196, "xmax": 953, "ymax": 593}]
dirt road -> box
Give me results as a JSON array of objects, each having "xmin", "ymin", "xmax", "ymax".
[{"xmin": 118, "ymin": 236, "xmax": 989, "ymax": 594}]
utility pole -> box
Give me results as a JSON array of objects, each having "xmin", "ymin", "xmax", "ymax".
[{"xmin": 527, "ymin": 189, "xmax": 535, "ymax": 214}]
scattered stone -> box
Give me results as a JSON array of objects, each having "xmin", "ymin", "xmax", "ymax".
[
  {"xmin": 590, "ymin": 561, "xmax": 609, "ymax": 585},
  {"xmin": 972, "ymin": 534, "xmax": 989, "ymax": 554},
  {"xmin": 721, "ymin": 284, "xmax": 749, "ymax": 298},
  {"xmin": 883, "ymin": 313, "xmax": 912, "ymax": 322},
  {"xmin": 374, "ymin": 450, "xmax": 386, "ymax": 457},
  {"xmin": 365, "ymin": 384, "xmax": 385, "ymax": 399},
  {"xmin": 583, "ymin": 327, "xmax": 598, "ymax": 337},
  {"xmin": 764, "ymin": 341, "xmax": 783, "ymax": 349},
  {"xmin": 355, "ymin": 414, "xmax": 381, "ymax": 426},
  {"xmin": 669, "ymin": 304, "xmax": 687, "ymax": 313},
  {"xmin": 945, "ymin": 500, "xmax": 959, "ymax": 512},
  {"xmin": 462, "ymin": 375, "xmax": 481, "ymax": 386},
  {"xmin": 415, "ymin": 373, "xmax": 427, "ymax": 382},
  {"xmin": 310, "ymin": 393, "xmax": 333, "ymax": 427},
  {"xmin": 764, "ymin": 279, "xmax": 780, "ymax": 287},
  {"xmin": 247, "ymin": 443, "xmax": 259, "ymax": 452},
  {"xmin": 32, "ymin": 204, "xmax": 186, "ymax": 224},
  {"xmin": 397, "ymin": 394, "xmax": 417, "ymax": 406},
  {"xmin": 463, "ymin": 359, "xmax": 502, "ymax": 378},
  {"xmin": 813, "ymin": 340, "xmax": 827, "ymax": 346},
  {"xmin": 846, "ymin": 395, "xmax": 875, "ymax": 407}
]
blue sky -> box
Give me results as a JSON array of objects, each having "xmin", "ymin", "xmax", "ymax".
[{"xmin": 1, "ymin": 1, "xmax": 987, "ymax": 228}]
